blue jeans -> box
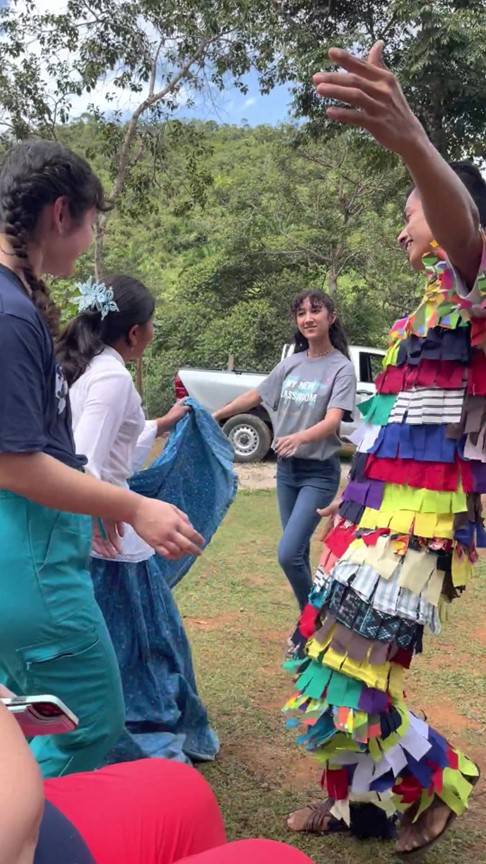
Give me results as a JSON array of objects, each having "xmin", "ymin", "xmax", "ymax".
[{"xmin": 276, "ymin": 456, "xmax": 341, "ymax": 610}]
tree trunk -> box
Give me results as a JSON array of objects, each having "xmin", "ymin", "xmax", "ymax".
[
  {"xmin": 327, "ymin": 265, "xmax": 338, "ymax": 295},
  {"xmin": 94, "ymin": 215, "xmax": 105, "ymax": 280},
  {"xmin": 423, "ymin": 95, "xmax": 447, "ymax": 157}
]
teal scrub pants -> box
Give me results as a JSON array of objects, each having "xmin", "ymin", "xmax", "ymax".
[{"xmin": 0, "ymin": 491, "xmax": 124, "ymax": 778}]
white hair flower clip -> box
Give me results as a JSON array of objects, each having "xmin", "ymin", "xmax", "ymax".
[{"xmin": 73, "ymin": 276, "xmax": 119, "ymax": 320}]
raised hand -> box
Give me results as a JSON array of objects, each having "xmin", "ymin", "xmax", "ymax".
[{"xmin": 313, "ymin": 41, "xmax": 425, "ymax": 157}]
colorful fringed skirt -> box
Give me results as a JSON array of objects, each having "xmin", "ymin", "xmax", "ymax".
[{"xmin": 284, "ymin": 247, "xmax": 485, "ymax": 828}]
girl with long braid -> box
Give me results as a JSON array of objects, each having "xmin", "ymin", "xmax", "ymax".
[{"xmin": 0, "ymin": 140, "xmax": 203, "ymax": 778}]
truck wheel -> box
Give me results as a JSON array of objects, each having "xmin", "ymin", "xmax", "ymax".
[{"xmin": 222, "ymin": 414, "xmax": 272, "ymax": 463}]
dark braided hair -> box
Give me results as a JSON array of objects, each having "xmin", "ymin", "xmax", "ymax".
[
  {"xmin": 56, "ymin": 274, "xmax": 155, "ymax": 386},
  {"xmin": 291, "ymin": 290, "xmax": 350, "ymax": 359},
  {"xmin": 0, "ymin": 140, "xmax": 108, "ymax": 336}
]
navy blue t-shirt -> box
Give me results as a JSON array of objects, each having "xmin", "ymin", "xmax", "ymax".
[
  {"xmin": 0, "ymin": 265, "xmax": 85, "ymax": 470},
  {"xmin": 34, "ymin": 801, "xmax": 95, "ymax": 863}
]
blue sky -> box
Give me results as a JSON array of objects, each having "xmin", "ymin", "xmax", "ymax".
[
  {"xmin": 66, "ymin": 66, "xmax": 296, "ymax": 128},
  {"xmin": 177, "ymin": 70, "xmax": 294, "ymax": 127}
]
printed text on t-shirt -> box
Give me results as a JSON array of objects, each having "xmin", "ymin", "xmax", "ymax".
[{"xmin": 281, "ymin": 377, "xmax": 325, "ymax": 405}]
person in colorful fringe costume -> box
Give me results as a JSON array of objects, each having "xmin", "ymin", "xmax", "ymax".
[{"xmin": 283, "ymin": 40, "xmax": 485, "ymax": 856}]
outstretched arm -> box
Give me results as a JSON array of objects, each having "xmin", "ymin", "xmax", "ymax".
[
  {"xmin": 0, "ymin": 452, "xmax": 203, "ymax": 560},
  {"xmin": 213, "ymin": 389, "xmax": 262, "ymax": 422},
  {"xmin": 313, "ymin": 41, "xmax": 482, "ymax": 286}
]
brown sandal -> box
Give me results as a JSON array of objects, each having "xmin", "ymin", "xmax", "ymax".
[
  {"xmin": 396, "ymin": 768, "xmax": 481, "ymax": 856},
  {"xmin": 287, "ymin": 799, "xmax": 348, "ymax": 835}
]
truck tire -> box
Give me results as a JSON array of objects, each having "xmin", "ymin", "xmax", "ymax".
[{"xmin": 222, "ymin": 414, "xmax": 272, "ymax": 463}]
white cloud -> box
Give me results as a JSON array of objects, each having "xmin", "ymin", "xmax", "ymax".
[
  {"xmin": 243, "ymin": 96, "xmax": 256, "ymax": 109},
  {"xmin": 5, "ymin": 0, "xmax": 194, "ymax": 121}
]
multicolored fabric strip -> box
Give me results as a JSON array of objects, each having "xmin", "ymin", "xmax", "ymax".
[{"xmin": 284, "ymin": 240, "xmax": 484, "ymax": 821}]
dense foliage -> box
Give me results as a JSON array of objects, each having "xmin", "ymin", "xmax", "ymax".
[
  {"xmin": 55, "ymin": 120, "xmax": 420, "ymax": 415},
  {"xmin": 1, "ymin": 1, "xmax": 482, "ymax": 415},
  {"xmin": 271, "ymin": 0, "xmax": 486, "ymax": 159}
]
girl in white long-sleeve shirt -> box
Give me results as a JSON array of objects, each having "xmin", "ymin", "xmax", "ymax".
[{"xmin": 57, "ymin": 275, "xmax": 219, "ymax": 764}]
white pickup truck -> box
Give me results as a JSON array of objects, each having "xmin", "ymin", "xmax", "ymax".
[{"xmin": 174, "ymin": 344, "xmax": 385, "ymax": 462}]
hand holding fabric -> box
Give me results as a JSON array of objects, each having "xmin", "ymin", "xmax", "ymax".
[
  {"xmin": 163, "ymin": 402, "xmax": 191, "ymax": 428},
  {"xmin": 156, "ymin": 402, "xmax": 190, "ymax": 436},
  {"xmin": 92, "ymin": 518, "xmax": 124, "ymax": 558}
]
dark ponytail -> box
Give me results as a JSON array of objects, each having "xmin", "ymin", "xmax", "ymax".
[
  {"xmin": 408, "ymin": 160, "xmax": 486, "ymax": 229},
  {"xmin": 449, "ymin": 160, "xmax": 486, "ymax": 228},
  {"xmin": 290, "ymin": 290, "xmax": 350, "ymax": 359},
  {"xmin": 0, "ymin": 140, "xmax": 108, "ymax": 336},
  {"xmin": 56, "ymin": 274, "xmax": 155, "ymax": 386}
]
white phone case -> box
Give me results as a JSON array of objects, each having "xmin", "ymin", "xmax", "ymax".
[{"xmin": 1, "ymin": 695, "xmax": 79, "ymax": 736}]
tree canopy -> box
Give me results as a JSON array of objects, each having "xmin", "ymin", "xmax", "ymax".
[
  {"xmin": 0, "ymin": 1, "xmax": 482, "ymax": 414},
  {"xmin": 270, "ymin": 0, "xmax": 486, "ymax": 159},
  {"xmin": 53, "ymin": 119, "xmax": 420, "ymax": 415}
]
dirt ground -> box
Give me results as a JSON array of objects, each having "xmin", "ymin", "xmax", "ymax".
[
  {"xmin": 235, "ymin": 460, "xmax": 277, "ymax": 490},
  {"xmin": 235, "ymin": 453, "xmax": 353, "ymax": 490},
  {"xmin": 153, "ymin": 434, "xmax": 353, "ymax": 491}
]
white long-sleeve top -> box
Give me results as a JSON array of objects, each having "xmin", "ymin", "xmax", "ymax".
[{"xmin": 70, "ymin": 346, "xmax": 158, "ymax": 563}]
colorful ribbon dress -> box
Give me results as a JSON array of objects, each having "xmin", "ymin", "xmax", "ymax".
[{"xmin": 284, "ymin": 242, "xmax": 486, "ymax": 828}]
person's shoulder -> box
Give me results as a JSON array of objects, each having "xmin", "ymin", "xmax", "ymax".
[
  {"xmin": 86, "ymin": 349, "xmax": 136, "ymax": 396},
  {"xmin": 332, "ymin": 352, "xmax": 355, "ymax": 375},
  {"xmin": 265, "ymin": 353, "xmax": 296, "ymax": 376},
  {"xmin": 283, "ymin": 350, "xmax": 307, "ymax": 370},
  {"xmin": 89, "ymin": 348, "xmax": 131, "ymax": 377},
  {"xmin": 0, "ymin": 269, "xmax": 44, "ymax": 331},
  {"xmin": 445, "ymin": 235, "xmax": 486, "ymax": 308}
]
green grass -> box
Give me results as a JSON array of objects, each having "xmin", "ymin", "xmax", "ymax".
[{"xmin": 175, "ymin": 490, "xmax": 486, "ymax": 864}]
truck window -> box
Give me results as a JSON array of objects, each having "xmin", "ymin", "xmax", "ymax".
[{"xmin": 359, "ymin": 352, "xmax": 383, "ymax": 383}]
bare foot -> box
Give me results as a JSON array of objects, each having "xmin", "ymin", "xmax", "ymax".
[{"xmin": 396, "ymin": 798, "xmax": 453, "ymax": 854}]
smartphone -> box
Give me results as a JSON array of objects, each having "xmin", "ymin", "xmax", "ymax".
[{"xmin": 1, "ymin": 695, "xmax": 79, "ymax": 736}]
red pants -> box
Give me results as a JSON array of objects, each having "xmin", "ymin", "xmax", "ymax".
[{"xmin": 44, "ymin": 760, "xmax": 314, "ymax": 864}]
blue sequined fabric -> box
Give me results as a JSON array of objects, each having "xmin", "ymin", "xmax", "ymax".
[
  {"xmin": 91, "ymin": 555, "xmax": 220, "ymax": 763},
  {"xmin": 130, "ymin": 398, "xmax": 238, "ymax": 588},
  {"xmin": 92, "ymin": 400, "xmax": 236, "ymax": 764}
]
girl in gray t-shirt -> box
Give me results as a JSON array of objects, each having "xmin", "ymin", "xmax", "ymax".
[{"xmin": 214, "ymin": 290, "xmax": 356, "ymax": 611}]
